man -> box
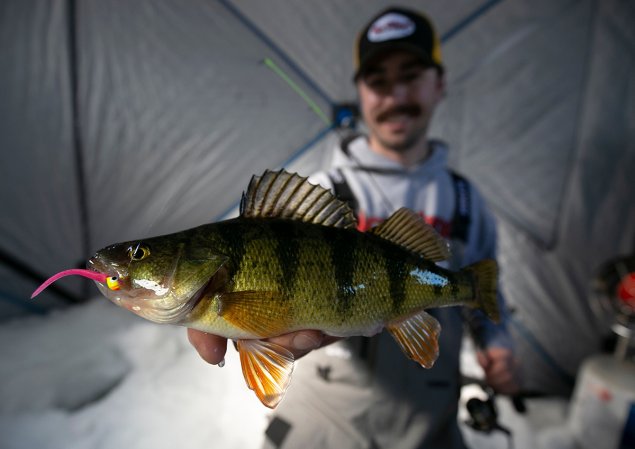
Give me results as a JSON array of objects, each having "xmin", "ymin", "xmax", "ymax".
[{"xmin": 189, "ymin": 6, "xmax": 517, "ymax": 448}]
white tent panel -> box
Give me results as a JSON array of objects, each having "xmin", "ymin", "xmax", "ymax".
[
  {"xmin": 493, "ymin": 0, "xmax": 635, "ymax": 393},
  {"xmin": 0, "ymin": 0, "xmax": 85, "ymax": 315},
  {"xmin": 0, "ymin": 0, "xmax": 633, "ymax": 399},
  {"xmin": 78, "ymin": 0, "xmax": 332, "ymax": 249}
]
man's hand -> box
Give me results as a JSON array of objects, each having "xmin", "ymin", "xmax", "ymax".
[
  {"xmin": 187, "ymin": 330, "xmax": 228, "ymax": 365},
  {"xmin": 187, "ymin": 329, "xmax": 339, "ymax": 364},
  {"xmin": 476, "ymin": 347, "xmax": 520, "ymax": 395}
]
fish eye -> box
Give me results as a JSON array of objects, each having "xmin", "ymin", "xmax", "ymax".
[{"xmin": 128, "ymin": 244, "xmax": 151, "ymax": 261}]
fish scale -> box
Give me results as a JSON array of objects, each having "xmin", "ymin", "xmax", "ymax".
[{"xmin": 197, "ymin": 218, "xmax": 461, "ymax": 336}]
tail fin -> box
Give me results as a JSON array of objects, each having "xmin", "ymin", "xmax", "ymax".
[{"xmin": 464, "ymin": 259, "xmax": 500, "ymax": 323}]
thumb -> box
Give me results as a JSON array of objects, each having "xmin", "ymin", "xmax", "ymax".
[{"xmin": 476, "ymin": 350, "xmax": 491, "ymax": 370}]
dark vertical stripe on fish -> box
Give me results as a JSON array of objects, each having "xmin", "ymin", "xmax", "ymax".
[
  {"xmin": 272, "ymin": 220, "xmax": 300, "ymax": 298},
  {"xmin": 325, "ymin": 227, "xmax": 356, "ymax": 318},
  {"xmin": 433, "ymin": 283, "xmax": 444, "ymax": 299},
  {"xmin": 384, "ymin": 246, "xmax": 408, "ymax": 314},
  {"xmin": 217, "ymin": 221, "xmax": 247, "ymax": 285}
]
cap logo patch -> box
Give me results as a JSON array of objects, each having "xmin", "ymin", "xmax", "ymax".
[{"xmin": 368, "ymin": 13, "xmax": 415, "ymax": 42}]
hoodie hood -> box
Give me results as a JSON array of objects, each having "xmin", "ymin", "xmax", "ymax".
[{"xmin": 332, "ymin": 135, "xmax": 450, "ymax": 180}]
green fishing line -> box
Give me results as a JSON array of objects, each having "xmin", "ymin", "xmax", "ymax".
[{"xmin": 263, "ymin": 58, "xmax": 331, "ymax": 126}]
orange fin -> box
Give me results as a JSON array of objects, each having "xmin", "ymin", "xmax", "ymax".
[
  {"xmin": 463, "ymin": 259, "xmax": 500, "ymax": 323},
  {"xmin": 386, "ymin": 310, "xmax": 441, "ymax": 368},
  {"xmin": 370, "ymin": 208, "xmax": 450, "ymax": 262},
  {"xmin": 218, "ymin": 291, "xmax": 292, "ymax": 337},
  {"xmin": 237, "ymin": 339, "xmax": 294, "ymax": 409}
]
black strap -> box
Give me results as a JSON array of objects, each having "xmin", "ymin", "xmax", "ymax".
[
  {"xmin": 330, "ymin": 168, "xmax": 359, "ymax": 217},
  {"xmin": 449, "ymin": 171, "xmax": 471, "ymax": 243}
]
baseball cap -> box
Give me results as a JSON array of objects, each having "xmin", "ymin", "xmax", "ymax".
[{"xmin": 353, "ymin": 7, "xmax": 443, "ymax": 80}]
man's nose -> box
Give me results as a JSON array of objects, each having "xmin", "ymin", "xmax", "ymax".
[{"xmin": 385, "ymin": 82, "xmax": 409, "ymax": 102}]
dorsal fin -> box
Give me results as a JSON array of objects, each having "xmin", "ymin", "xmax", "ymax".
[
  {"xmin": 240, "ymin": 169, "xmax": 357, "ymax": 229},
  {"xmin": 370, "ymin": 208, "xmax": 450, "ymax": 262}
]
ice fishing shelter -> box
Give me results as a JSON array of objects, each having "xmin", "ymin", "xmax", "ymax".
[{"xmin": 1, "ymin": 0, "xmax": 633, "ymax": 395}]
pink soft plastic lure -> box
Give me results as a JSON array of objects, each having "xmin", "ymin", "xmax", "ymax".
[{"xmin": 31, "ymin": 269, "xmax": 119, "ymax": 299}]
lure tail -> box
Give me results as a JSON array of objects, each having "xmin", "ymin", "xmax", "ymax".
[{"xmin": 31, "ymin": 269, "xmax": 110, "ymax": 299}]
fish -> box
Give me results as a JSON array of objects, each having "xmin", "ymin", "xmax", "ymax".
[{"xmin": 32, "ymin": 169, "xmax": 499, "ymax": 408}]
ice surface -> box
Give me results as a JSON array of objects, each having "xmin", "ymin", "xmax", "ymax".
[
  {"xmin": 0, "ymin": 299, "xmax": 268, "ymax": 449},
  {"xmin": 0, "ymin": 298, "xmax": 569, "ymax": 449}
]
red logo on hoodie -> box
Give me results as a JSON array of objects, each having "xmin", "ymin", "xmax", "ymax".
[{"xmin": 357, "ymin": 211, "xmax": 451, "ymax": 237}]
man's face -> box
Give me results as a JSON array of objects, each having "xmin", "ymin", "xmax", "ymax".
[{"xmin": 357, "ymin": 50, "xmax": 445, "ymax": 153}]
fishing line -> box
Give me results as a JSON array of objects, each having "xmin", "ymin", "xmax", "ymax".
[{"xmin": 263, "ymin": 58, "xmax": 332, "ymax": 126}]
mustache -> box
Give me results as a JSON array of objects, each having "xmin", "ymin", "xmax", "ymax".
[{"xmin": 376, "ymin": 105, "xmax": 422, "ymax": 122}]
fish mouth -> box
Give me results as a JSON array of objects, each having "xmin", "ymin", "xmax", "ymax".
[{"xmin": 86, "ymin": 256, "xmax": 119, "ymax": 279}]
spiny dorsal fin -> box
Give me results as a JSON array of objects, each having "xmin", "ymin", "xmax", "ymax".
[
  {"xmin": 370, "ymin": 208, "xmax": 450, "ymax": 262},
  {"xmin": 240, "ymin": 169, "xmax": 357, "ymax": 229}
]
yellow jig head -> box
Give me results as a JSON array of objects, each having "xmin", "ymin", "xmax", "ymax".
[{"xmin": 106, "ymin": 276, "xmax": 120, "ymax": 291}]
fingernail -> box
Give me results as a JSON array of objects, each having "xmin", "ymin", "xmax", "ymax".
[{"xmin": 292, "ymin": 333, "xmax": 321, "ymax": 351}]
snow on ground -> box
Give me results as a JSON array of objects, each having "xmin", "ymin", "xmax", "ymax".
[
  {"xmin": 0, "ymin": 299, "xmax": 570, "ymax": 449},
  {"xmin": 0, "ymin": 299, "xmax": 268, "ymax": 449}
]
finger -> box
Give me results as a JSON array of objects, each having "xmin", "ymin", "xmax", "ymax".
[
  {"xmin": 267, "ymin": 330, "xmax": 324, "ymax": 358},
  {"xmin": 484, "ymin": 358, "xmax": 521, "ymax": 394},
  {"xmin": 476, "ymin": 351, "xmax": 491, "ymax": 370},
  {"xmin": 480, "ymin": 348, "xmax": 515, "ymax": 370},
  {"xmin": 485, "ymin": 357, "xmax": 514, "ymax": 378},
  {"xmin": 490, "ymin": 377, "xmax": 520, "ymax": 395},
  {"xmin": 187, "ymin": 329, "xmax": 228, "ymax": 365},
  {"xmin": 485, "ymin": 367, "xmax": 514, "ymax": 386},
  {"xmin": 266, "ymin": 330, "xmax": 333, "ymax": 359}
]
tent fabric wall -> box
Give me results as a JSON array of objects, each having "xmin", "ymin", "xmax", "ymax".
[
  {"xmin": 496, "ymin": 0, "xmax": 635, "ymax": 393},
  {"xmin": 1, "ymin": 0, "xmax": 634, "ymax": 396},
  {"xmin": 78, "ymin": 0, "xmax": 331, "ymax": 247},
  {"xmin": 0, "ymin": 0, "xmax": 84, "ymax": 313}
]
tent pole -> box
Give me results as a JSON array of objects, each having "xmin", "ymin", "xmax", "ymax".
[
  {"xmin": 441, "ymin": 0, "xmax": 505, "ymax": 42},
  {"xmin": 217, "ymin": 0, "xmax": 333, "ymax": 107}
]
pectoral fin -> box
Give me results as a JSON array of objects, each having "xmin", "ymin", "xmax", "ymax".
[
  {"xmin": 237, "ymin": 339, "xmax": 295, "ymax": 409},
  {"xmin": 218, "ymin": 291, "xmax": 292, "ymax": 337},
  {"xmin": 387, "ymin": 310, "xmax": 441, "ymax": 369}
]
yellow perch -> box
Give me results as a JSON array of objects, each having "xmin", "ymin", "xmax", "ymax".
[{"xmin": 37, "ymin": 169, "xmax": 499, "ymax": 408}]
